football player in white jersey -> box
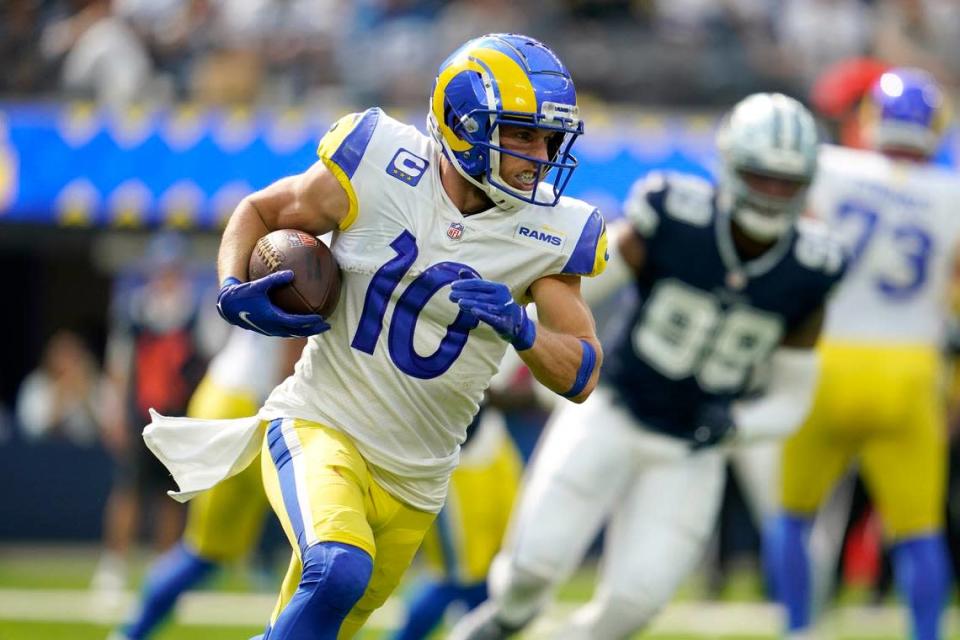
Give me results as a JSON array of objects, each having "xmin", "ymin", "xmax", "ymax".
[
  {"xmin": 772, "ymin": 68, "xmax": 957, "ymax": 640},
  {"xmin": 452, "ymin": 94, "xmax": 843, "ymax": 640},
  {"xmin": 210, "ymin": 34, "xmax": 607, "ymax": 639}
]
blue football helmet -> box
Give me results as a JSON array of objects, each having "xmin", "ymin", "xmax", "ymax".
[
  {"xmin": 864, "ymin": 67, "xmax": 949, "ymax": 157},
  {"xmin": 428, "ymin": 33, "xmax": 583, "ymax": 210}
]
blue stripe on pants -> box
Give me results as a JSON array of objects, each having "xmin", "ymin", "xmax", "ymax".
[
  {"xmin": 434, "ymin": 508, "xmax": 458, "ymax": 580},
  {"xmin": 266, "ymin": 419, "xmax": 308, "ymax": 556}
]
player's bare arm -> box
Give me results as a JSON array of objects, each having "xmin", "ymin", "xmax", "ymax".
[
  {"xmin": 615, "ymin": 218, "xmax": 647, "ymax": 273},
  {"xmin": 218, "ymin": 160, "xmax": 349, "ymax": 284},
  {"xmin": 521, "ymin": 274, "xmax": 602, "ymax": 403},
  {"xmin": 216, "ymin": 161, "xmax": 347, "ymax": 338},
  {"xmin": 515, "ymin": 220, "xmax": 635, "ymax": 400},
  {"xmin": 281, "ymin": 337, "xmax": 308, "ymax": 373}
]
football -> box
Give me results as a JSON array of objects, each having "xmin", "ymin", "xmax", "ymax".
[{"xmin": 248, "ymin": 229, "xmax": 340, "ymax": 317}]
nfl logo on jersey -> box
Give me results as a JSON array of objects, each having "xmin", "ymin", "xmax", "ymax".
[{"xmin": 447, "ymin": 222, "xmax": 464, "ymax": 240}]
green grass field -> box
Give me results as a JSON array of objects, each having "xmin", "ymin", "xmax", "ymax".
[
  {"xmin": 0, "ymin": 621, "xmax": 264, "ymax": 640},
  {"xmin": 0, "ymin": 543, "xmax": 957, "ymax": 639},
  {"xmin": 0, "ymin": 622, "xmax": 796, "ymax": 640}
]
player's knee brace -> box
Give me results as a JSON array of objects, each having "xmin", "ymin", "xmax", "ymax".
[
  {"xmin": 266, "ymin": 541, "xmax": 373, "ymax": 640},
  {"xmin": 301, "ymin": 541, "xmax": 373, "ymax": 615}
]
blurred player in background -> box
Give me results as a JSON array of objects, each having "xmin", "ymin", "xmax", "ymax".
[
  {"xmin": 110, "ymin": 327, "xmax": 304, "ymax": 640},
  {"xmin": 716, "ymin": 57, "xmax": 894, "ymax": 609},
  {"xmin": 93, "ymin": 232, "xmax": 218, "ymax": 595},
  {"xmin": 761, "ymin": 55, "xmax": 893, "ymax": 619},
  {"xmin": 809, "ymin": 57, "xmax": 890, "ymax": 150},
  {"xmin": 392, "ymin": 351, "xmax": 528, "ymax": 640},
  {"xmin": 148, "ymin": 33, "xmax": 607, "ymax": 639},
  {"xmin": 452, "ymin": 93, "xmax": 843, "ymax": 640},
  {"xmin": 772, "ymin": 67, "xmax": 957, "ymax": 640}
]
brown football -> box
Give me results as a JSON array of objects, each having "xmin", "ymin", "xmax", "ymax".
[{"xmin": 248, "ymin": 229, "xmax": 340, "ymax": 317}]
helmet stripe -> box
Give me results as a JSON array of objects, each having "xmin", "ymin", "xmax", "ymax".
[
  {"xmin": 783, "ymin": 102, "xmax": 796, "ymax": 149},
  {"xmin": 781, "ymin": 103, "xmax": 796, "ymax": 150},
  {"xmin": 469, "ymin": 56, "xmax": 503, "ymax": 114},
  {"xmin": 790, "ymin": 107, "xmax": 805, "ymax": 151},
  {"xmin": 771, "ymin": 99, "xmax": 783, "ymax": 149}
]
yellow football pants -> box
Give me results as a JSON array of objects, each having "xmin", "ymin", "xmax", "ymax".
[
  {"xmin": 781, "ymin": 342, "xmax": 947, "ymax": 539},
  {"xmin": 261, "ymin": 418, "xmax": 436, "ymax": 639}
]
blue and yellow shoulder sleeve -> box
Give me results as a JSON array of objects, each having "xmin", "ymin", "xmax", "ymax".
[
  {"xmin": 316, "ymin": 108, "xmax": 381, "ymax": 231},
  {"xmin": 562, "ymin": 208, "xmax": 609, "ymax": 278}
]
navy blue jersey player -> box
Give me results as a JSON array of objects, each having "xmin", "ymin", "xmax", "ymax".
[
  {"xmin": 605, "ymin": 171, "xmax": 841, "ymax": 444},
  {"xmin": 451, "ymin": 93, "xmax": 844, "ymax": 640}
]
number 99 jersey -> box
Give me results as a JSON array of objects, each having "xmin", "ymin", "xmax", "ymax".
[
  {"xmin": 810, "ymin": 144, "xmax": 960, "ymax": 345},
  {"xmin": 602, "ymin": 172, "xmax": 843, "ymax": 440},
  {"xmin": 261, "ymin": 108, "xmax": 607, "ymax": 512}
]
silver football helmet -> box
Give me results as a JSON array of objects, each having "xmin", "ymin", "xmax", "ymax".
[{"xmin": 716, "ymin": 93, "xmax": 819, "ymax": 241}]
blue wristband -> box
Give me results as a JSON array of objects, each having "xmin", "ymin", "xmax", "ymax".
[
  {"xmin": 221, "ymin": 276, "xmax": 242, "ymax": 288},
  {"xmin": 561, "ymin": 339, "xmax": 597, "ymax": 398}
]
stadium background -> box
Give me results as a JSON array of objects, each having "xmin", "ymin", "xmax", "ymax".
[{"xmin": 3, "ymin": 0, "xmax": 960, "ymax": 638}]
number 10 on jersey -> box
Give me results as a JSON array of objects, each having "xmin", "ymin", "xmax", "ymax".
[{"xmin": 351, "ymin": 230, "xmax": 480, "ymax": 380}]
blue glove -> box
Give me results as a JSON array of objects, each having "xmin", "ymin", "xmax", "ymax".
[
  {"xmin": 689, "ymin": 403, "xmax": 736, "ymax": 450},
  {"xmin": 449, "ymin": 271, "xmax": 536, "ymax": 350},
  {"xmin": 216, "ymin": 271, "xmax": 330, "ymax": 338}
]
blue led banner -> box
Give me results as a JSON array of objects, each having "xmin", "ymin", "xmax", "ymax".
[
  {"xmin": 1, "ymin": 102, "xmax": 954, "ymax": 228},
  {"xmin": 0, "ymin": 103, "xmax": 333, "ymax": 227},
  {"xmin": 0, "ymin": 103, "xmax": 722, "ymax": 228}
]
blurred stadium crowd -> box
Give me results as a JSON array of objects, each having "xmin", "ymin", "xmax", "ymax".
[
  {"xmin": 5, "ymin": 2, "xmax": 960, "ymax": 639},
  {"xmin": 3, "ymin": 0, "xmax": 960, "ymax": 109}
]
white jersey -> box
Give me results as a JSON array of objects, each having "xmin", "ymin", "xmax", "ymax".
[
  {"xmin": 262, "ymin": 108, "xmax": 607, "ymax": 511},
  {"xmin": 810, "ymin": 144, "xmax": 960, "ymax": 345},
  {"xmin": 207, "ymin": 327, "xmax": 287, "ymax": 403}
]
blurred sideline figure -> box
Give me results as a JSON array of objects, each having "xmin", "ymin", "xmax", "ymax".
[
  {"xmin": 40, "ymin": 0, "xmax": 152, "ymax": 108},
  {"xmin": 452, "ymin": 94, "xmax": 843, "ymax": 640},
  {"xmin": 109, "ymin": 327, "xmax": 304, "ymax": 640},
  {"xmin": 16, "ymin": 329, "xmax": 103, "ymax": 446},
  {"xmin": 392, "ymin": 350, "xmax": 527, "ymax": 640},
  {"xmin": 92, "ymin": 232, "xmax": 218, "ymax": 596},
  {"xmin": 771, "ymin": 67, "xmax": 957, "ymax": 640}
]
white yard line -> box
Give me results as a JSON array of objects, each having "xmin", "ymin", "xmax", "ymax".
[{"xmin": 0, "ymin": 588, "xmax": 955, "ymax": 636}]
